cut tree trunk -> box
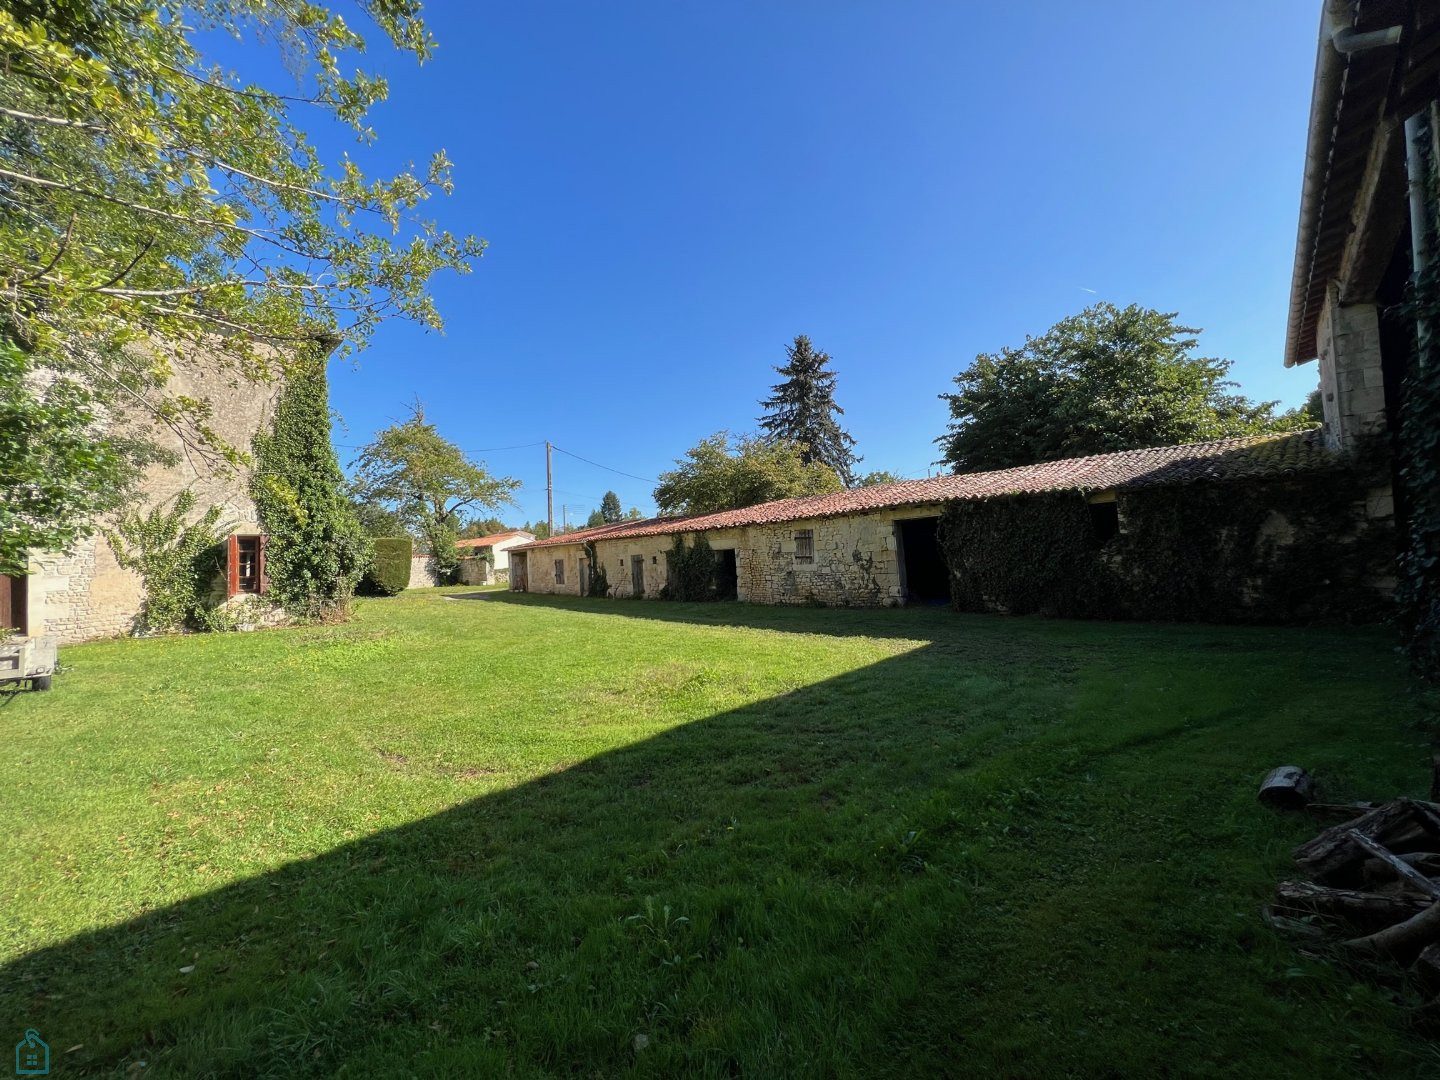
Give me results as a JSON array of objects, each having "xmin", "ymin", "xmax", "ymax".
[
  {"xmin": 1346, "ymin": 832, "xmax": 1440, "ymax": 899},
  {"xmin": 1362, "ymin": 851, "xmax": 1440, "ymax": 883},
  {"xmin": 1259, "ymin": 766, "xmax": 1315, "ymax": 810},
  {"xmin": 1275, "ymin": 880, "xmax": 1433, "ymax": 931},
  {"xmin": 1294, "ymin": 799, "xmax": 1440, "ymax": 884}
]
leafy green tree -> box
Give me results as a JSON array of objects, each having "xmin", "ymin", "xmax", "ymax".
[
  {"xmin": 252, "ymin": 358, "xmax": 369, "ymax": 618},
  {"xmin": 0, "ymin": 1, "xmax": 480, "ymax": 554},
  {"xmin": 521, "ymin": 520, "xmax": 553, "ymax": 540},
  {"xmin": 758, "ymin": 335, "xmax": 859, "ymax": 486},
  {"xmin": 105, "ymin": 490, "xmax": 223, "ymax": 633},
  {"xmin": 600, "ymin": 491, "xmax": 623, "ymax": 523},
  {"xmin": 460, "ymin": 517, "xmax": 511, "ymax": 539},
  {"xmin": 585, "ymin": 509, "xmax": 606, "ymax": 528},
  {"xmin": 938, "ymin": 303, "xmax": 1302, "ymax": 473},
  {"xmin": 654, "ymin": 431, "xmax": 843, "ymax": 516},
  {"xmin": 858, "ymin": 470, "xmax": 905, "ymax": 487},
  {"xmin": 625, "ymin": 507, "xmax": 644, "ymax": 520},
  {"xmin": 0, "ymin": 340, "xmax": 141, "ymax": 573},
  {"xmin": 351, "ymin": 407, "xmax": 518, "ymax": 580},
  {"xmin": 352, "ymin": 500, "xmax": 413, "ymax": 540}
]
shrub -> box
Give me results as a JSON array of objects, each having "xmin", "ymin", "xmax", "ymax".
[
  {"xmin": 583, "ymin": 541, "xmax": 609, "ymax": 597},
  {"xmin": 663, "ymin": 534, "xmax": 716, "ymax": 602},
  {"xmin": 105, "ymin": 491, "xmax": 225, "ymax": 634},
  {"xmin": 368, "ymin": 537, "xmax": 412, "ymax": 595}
]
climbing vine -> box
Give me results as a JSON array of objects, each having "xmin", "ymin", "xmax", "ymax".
[
  {"xmin": 662, "ymin": 534, "xmax": 716, "ymax": 601},
  {"xmin": 583, "ymin": 540, "xmax": 609, "ymax": 597},
  {"xmin": 105, "ymin": 490, "xmax": 224, "ymax": 634},
  {"xmin": 1397, "ymin": 267, "xmax": 1440, "ymax": 678},
  {"xmin": 940, "ymin": 461, "xmax": 1392, "ymax": 624},
  {"xmin": 252, "ymin": 356, "xmax": 370, "ymax": 620}
]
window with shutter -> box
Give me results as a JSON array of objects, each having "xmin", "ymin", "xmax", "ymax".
[{"xmin": 227, "ymin": 535, "xmax": 268, "ymax": 596}]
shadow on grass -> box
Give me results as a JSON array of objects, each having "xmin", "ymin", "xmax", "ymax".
[{"xmin": 1, "ymin": 606, "xmax": 1428, "ymax": 1078}]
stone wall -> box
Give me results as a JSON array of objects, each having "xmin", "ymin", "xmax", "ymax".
[
  {"xmin": 456, "ymin": 557, "xmax": 493, "ymax": 586},
  {"xmin": 26, "ymin": 356, "xmax": 284, "ymax": 643},
  {"xmin": 1316, "ymin": 285, "xmax": 1388, "ymax": 452},
  {"xmin": 511, "ymin": 505, "xmax": 947, "ymax": 608},
  {"xmin": 408, "ymin": 556, "xmax": 440, "ymax": 589}
]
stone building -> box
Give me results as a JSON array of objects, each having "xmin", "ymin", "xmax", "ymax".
[
  {"xmin": 509, "ymin": 432, "xmax": 1341, "ymax": 610},
  {"xmin": 1285, "ymin": 0, "xmax": 1438, "ymax": 452},
  {"xmin": 1, "ymin": 359, "xmax": 286, "ymax": 643}
]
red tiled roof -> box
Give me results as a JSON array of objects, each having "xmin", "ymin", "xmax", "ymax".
[
  {"xmin": 455, "ymin": 530, "xmax": 533, "ymax": 549},
  {"xmin": 513, "ymin": 431, "xmax": 1333, "ymax": 551}
]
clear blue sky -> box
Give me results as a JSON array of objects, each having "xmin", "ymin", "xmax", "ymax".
[{"xmin": 233, "ymin": 2, "xmax": 1324, "ymax": 526}]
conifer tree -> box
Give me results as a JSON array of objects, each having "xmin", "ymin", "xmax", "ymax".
[{"xmin": 758, "ymin": 335, "xmax": 859, "ymax": 486}]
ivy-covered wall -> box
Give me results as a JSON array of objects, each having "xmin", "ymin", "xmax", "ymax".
[{"xmin": 939, "ymin": 468, "xmax": 1394, "ymax": 624}]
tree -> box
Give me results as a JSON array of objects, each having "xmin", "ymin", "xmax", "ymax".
[
  {"xmin": 625, "ymin": 507, "xmax": 644, "ymax": 520},
  {"xmin": 600, "ymin": 490, "xmax": 623, "ymax": 523},
  {"xmin": 252, "ymin": 357, "xmax": 369, "ymax": 618},
  {"xmin": 937, "ymin": 303, "xmax": 1305, "ymax": 473},
  {"xmin": 0, "ymin": 2, "xmax": 480, "ymax": 564},
  {"xmin": 521, "ymin": 520, "xmax": 553, "ymax": 541},
  {"xmin": 585, "ymin": 509, "xmax": 606, "ymax": 528},
  {"xmin": 459, "ymin": 517, "xmax": 511, "ymax": 539},
  {"xmin": 351, "ymin": 407, "xmax": 518, "ymax": 580},
  {"xmin": 352, "ymin": 500, "xmax": 412, "ymax": 540},
  {"xmin": 758, "ymin": 335, "xmax": 859, "ymax": 486},
  {"xmin": 858, "ymin": 470, "xmax": 905, "ymax": 487},
  {"xmin": 653, "ymin": 432, "xmax": 843, "ymax": 516}
]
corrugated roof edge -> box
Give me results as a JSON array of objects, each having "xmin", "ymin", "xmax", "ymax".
[{"xmin": 512, "ymin": 430, "xmax": 1335, "ymax": 551}]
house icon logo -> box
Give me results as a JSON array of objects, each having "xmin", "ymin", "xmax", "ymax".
[{"xmin": 14, "ymin": 1030, "xmax": 48, "ymax": 1075}]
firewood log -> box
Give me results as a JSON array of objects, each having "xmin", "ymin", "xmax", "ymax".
[
  {"xmin": 1344, "ymin": 900, "xmax": 1440, "ymax": 964},
  {"xmin": 1294, "ymin": 799, "xmax": 1439, "ymax": 884},
  {"xmin": 1275, "ymin": 880, "xmax": 1432, "ymax": 931},
  {"xmin": 1416, "ymin": 942, "xmax": 1440, "ymax": 994},
  {"xmin": 1362, "ymin": 852, "xmax": 1440, "ymax": 884},
  {"xmin": 1345, "ymin": 832, "xmax": 1440, "ymax": 900}
]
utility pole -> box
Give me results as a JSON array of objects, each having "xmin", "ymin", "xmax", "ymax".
[{"xmin": 545, "ymin": 440, "xmax": 554, "ymax": 535}]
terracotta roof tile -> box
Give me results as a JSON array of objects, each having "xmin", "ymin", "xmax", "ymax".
[
  {"xmin": 455, "ymin": 530, "xmax": 533, "ymax": 549},
  {"xmin": 513, "ymin": 431, "xmax": 1333, "ymax": 551}
]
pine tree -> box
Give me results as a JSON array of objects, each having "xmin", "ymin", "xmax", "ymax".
[
  {"xmin": 600, "ymin": 491, "xmax": 623, "ymax": 523},
  {"xmin": 758, "ymin": 335, "xmax": 859, "ymax": 487}
]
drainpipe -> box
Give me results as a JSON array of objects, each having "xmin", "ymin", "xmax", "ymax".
[
  {"xmin": 1325, "ymin": 0, "xmax": 1402, "ymax": 53},
  {"xmin": 1406, "ymin": 104, "xmax": 1438, "ymax": 367}
]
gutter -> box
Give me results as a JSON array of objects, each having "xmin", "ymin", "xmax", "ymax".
[{"xmin": 1283, "ymin": 0, "xmax": 1405, "ymax": 367}]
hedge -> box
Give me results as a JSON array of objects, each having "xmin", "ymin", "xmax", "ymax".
[{"xmin": 368, "ymin": 537, "xmax": 413, "ymax": 596}]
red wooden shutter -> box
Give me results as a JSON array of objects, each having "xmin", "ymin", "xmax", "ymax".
[
  {"xmin": 225, "ymin": 534, "xmax": 240, "ymax": 597},
  {"xmin": 258, "ymin": 536, "xmax": 270, "ymax": 595}
]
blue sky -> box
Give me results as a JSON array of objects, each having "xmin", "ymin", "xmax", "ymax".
[{"xmin": 234, "ymin": 2, "xmax": 1323, "ymax": 526}]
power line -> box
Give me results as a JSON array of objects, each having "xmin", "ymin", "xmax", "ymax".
[{"xmin": 550, "ymin": 444, "xmax": 657, "ymax": 485}]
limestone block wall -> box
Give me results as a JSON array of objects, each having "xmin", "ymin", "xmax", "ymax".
[
  {"xmin": 27, "ymin": 358, "xmax": 284, "ymax": 643},
  {"xmin": 456, "ymin": 557, "xmax": 493, "ymax": 586},
  {"xmin": 408, "ymin": 556, "xmax": 440, "ymax": 589},
  {"xmin": 1316, "ymin": 285, "xmax": 1387, "ymax": 451}
]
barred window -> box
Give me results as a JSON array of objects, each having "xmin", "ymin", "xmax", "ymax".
[
  {"xmin": 554, "ymin": 559, "xmax": 566, "ymax": 585},
  {"xmin": 794, "ymin": 528, "xmax": 814, "ymax": 564}
]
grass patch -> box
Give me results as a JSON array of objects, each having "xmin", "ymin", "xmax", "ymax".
[{"xmin": 3, "ymin": 590, "xmax": 1437, "ymax": 1077}]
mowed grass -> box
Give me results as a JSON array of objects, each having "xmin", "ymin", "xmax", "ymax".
[{"xmin": 2, "ymin": 588, "xmax": 1437, "ymax": 1078}]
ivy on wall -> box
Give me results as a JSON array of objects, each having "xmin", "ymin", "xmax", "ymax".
[
  {"xmin": 940, "ymin": 464, "xmax": 1393, "ymax": 624},
  {"xmin": 1398, "ymin": 264, "xmax": 1440, "ymax": 678},
  {"xmin": 583, "ymin": 541, "xmax": 609, "ymax": 598},
  {"xmin": 251, "ymin": 357, "xmax": 370, "ymax": 619},
  {"xmin": 662, "ymin": 534, "xmax": 716, "ymax": 602},
  {"xmin": 105, "ymin": 490, "xmax": 224, "ymax": 633}
]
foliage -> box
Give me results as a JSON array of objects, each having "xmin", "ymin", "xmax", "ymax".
[
  {"xmin": 583, "ymin": 541, "xmax": 609, "ymax": 598},
  {"xmin": 0, "ymin": 0, "xmax": 481, "ymax": 500},
  {"xmin": 937, "ymin": 303, "xmax": 1307, "ymax": 472},
  {"xmin": 459, "ymin": 517, "xmax": 511, "ymax": 539},
  {"xmin": 252, "ymin": 358, "xmax": 369, "ymax": 619},
  {"xmin": 104, "ymin": 490, "xmax": 223, "ymax": 633},
  {"xmin": 352, "ymin": 499, "xmax": 413, "ymax": 540},
  {"xmin": 351, "ymin": 405, "xmax": 518, "ymax": 583},
  {"xmin": 1, "ymin": 597, "xmax": 1432, "ymax": 1076},
  {"xmin": 939, "ymin": 465, "xmax": 1391, "ymax": 623},
  {"xmin": 523, "ymin": 520, "xmax": 554, "ymax": 541},
  {"xmin": 662, "ymin": 534, "xmax": 716, "ymax": 601},
  {"xmin": 0, "ymin": 339, "xmax": 142, "ymax": 574},
  {"xmin": 758, "ymin": 335, "xmax": 859, "ymax": 486},
  {"xmin": 1397, "ymin": 264, "xmax": 1440, "ymax": 679},
  {"xmin": 585, "ymin": 509, "xmax": 606, "ymax": 528},
  {"xmin": 600, "ymin": 491, "xmax": 623, "ymax": 524},
  {"xmin": 366, "ymin": 537, "xmax": 413, "ymax": 597},
  {"xmin": 858, "ymin": 470, "xmax": 905, "ymax": 487},
  {"xmin": 654, "ymin": 431, "xmax": 842, "ymax": 516}
]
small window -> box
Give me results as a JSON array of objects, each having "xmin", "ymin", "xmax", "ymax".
[
  {"xmin": 554, "ymin": 559, "xmax": 566, "ymax": 585},
  {"xmin": 1089, "ymin": 502, "xmax": 1119, "ymax": 543},
  {"xmin": 794, "ymin": 528, "xmax": 814, "ymax": 564},
  {"xmin": 226, "ymin": 534, "xmax": 268, "ymax": 597}
]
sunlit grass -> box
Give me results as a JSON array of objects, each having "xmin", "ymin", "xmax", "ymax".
[{"xmin": 3, "ymin": 589, "xmax": 1436, "ymax": 1077}]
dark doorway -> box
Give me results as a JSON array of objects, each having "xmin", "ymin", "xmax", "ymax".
[
  {"xmin": 631, "ymin": 555, "xmax": 645, "ymax": 597},
  {"xmin": 898, "ymin": 518, "xmax": 950, "ymax": 605},
  {"xmin": 512, "ymin": 552, "xmax": 528, "ymax": 592},
  {"xmin": 715, "ymin": 549, "xmax": 738, "ymax": 600},
  {"xmin": 1, "ymin": 574, "xmax": 27, "ymax": 634}
]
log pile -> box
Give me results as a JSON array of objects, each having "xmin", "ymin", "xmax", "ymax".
[{"xmin": 1270, "ymin": 790, "xmax": 1440, "ymax": 977}]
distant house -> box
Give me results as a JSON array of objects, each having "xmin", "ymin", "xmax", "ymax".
[
  {"xmin": 455, "ymin": 530, "xmax": 535, "ymax": 578},
  {"xmin": 508, "ymin": 432, "xmax": 1347, "ymax": 614}
]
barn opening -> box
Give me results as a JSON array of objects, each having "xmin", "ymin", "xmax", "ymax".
[
  {"xmin": 898, "ymin": 517, "xmax": 950, "ymax": 604},
  {"xmin": 715, "ymin": 549, "xmax": 738, "ymax": 600}
]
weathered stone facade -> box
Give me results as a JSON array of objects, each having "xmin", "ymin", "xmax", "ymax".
[
  {"xmin": 514, "ymin": 505, "xmax": 948, "ymax": 607},
  {"xmin": 24, "ymin": 358, "xmax": 285, "ymax": 643}
]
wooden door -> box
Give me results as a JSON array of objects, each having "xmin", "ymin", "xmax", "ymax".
[
  {"xmin": 512, "ymin": 552, "xmax": 528, "ymax": 592},
  {"xmin": 630, "ymin": 555, "xmax": 645, "ymax": 596},
  {"xmin": 1, "ymin": 574, "xmax": 28, "ymax": 634}
]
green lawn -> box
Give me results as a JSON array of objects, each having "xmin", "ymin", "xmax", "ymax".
[{"xmin": 3, "ymin": 589, "xmax": 1437, "ymax": 1077}]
